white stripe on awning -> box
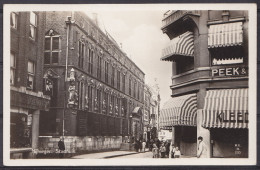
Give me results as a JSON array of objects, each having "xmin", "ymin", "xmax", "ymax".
[
  {"xmin": 208, "ymin": 22, "xmax": 243, "ymax": 48},
  {"xmin": 161, "ymin": 31, "xmax": 194, "ymax": 61},
  {"xmin": 159, "ymin": 93, "xmax": 197, "ymax": 129},
  {"xmin": 202, "ymin": 88, "xmax": 248, "ymax": 129}
]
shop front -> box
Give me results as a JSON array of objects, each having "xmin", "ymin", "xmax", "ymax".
[
  {"xmin": 202, "ymin": 88, "xmax": 248, "ymax": 158},
  {"xmin": 10, "ymin": 86, "xmax": 50, "ymax": 159},
  {"xmin": 160, "ymin": 93, "xmax": 197, "ymax": 157}
]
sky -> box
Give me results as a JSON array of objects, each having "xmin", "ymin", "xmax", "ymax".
[{"xmin": 85, "ymin": 10, "xmax": 172, "ymax": 105}]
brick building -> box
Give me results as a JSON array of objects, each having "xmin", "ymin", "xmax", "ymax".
[
  {"xmin": 10, "ymin": 11, "xmax": 50, "ymax": 158},
  {"xmin": 39, "ymin": 11, "xmax": 145, "ymax": 152},
  {"xmin": 160, "ymin": 10, "xmax": 248, "ymax": 158}
]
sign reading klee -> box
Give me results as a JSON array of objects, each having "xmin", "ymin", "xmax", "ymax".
[{"xmin": 212, "ymin": 67, "xmax": 247, "ymax": 77}]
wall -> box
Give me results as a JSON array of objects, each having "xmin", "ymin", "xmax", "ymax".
[{"xmin": 38, "ymin": 136, "xmax": 122, "ymax": 155}]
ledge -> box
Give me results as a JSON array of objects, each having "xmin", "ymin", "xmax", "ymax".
[{"xmin": 10, "ymin": 148, "xmax": 32, "ymax": 153}]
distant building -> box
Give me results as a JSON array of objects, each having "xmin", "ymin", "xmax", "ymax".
[
  {"xmin": 10, "ymin": 11, "xmax": 50, "ymax": 158},
  {"xmin": 39, "ymin": 11, "xmax": 145, "ymax": 152},
  {"xmin": 160, "ymin": 10, "xmax": 248, "ymax": 158}
]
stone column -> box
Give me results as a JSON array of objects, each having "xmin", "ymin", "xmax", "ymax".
[
  {"xmin": 32, "ymin": 110, "xmax": 40, "ymax": 149},
  {"xmin": 197, "ymin": 88, "xmax": 211, "ymax": 158},
  {"xmin": 197, "ymin": 109, "xmax": 211, "ymax": 158},
  {"xmin": 171, "ymin": 126, "xmax": 175, "ymax": 144}
]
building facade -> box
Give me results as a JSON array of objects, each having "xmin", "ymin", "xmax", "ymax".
[
  {"xmin": 160, "ymin": 10, "xmax": 248, "ymax": 158},
  {"xmin": 39, "ymin": 11, "xmax": 145, "ymax": 153},
  {"xmin": 10, "ymin": 11, "xmax": 50, "ymax": 158},
  {"xmin": 143, "ymin": 85, "xmax": 160, "ymax": 142}
]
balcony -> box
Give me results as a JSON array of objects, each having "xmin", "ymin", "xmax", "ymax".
[{"xmin": 161, "ymin": 10, "xmax": 200, "ymax": 39}]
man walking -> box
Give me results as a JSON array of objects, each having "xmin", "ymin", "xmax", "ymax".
[
  {"xmin": 197, "ymin": 136, "xmax": 207, "ymax": 158},
  {"xmin": 58, "ymin": 137, "xmax": 65, "ymax": 158}
]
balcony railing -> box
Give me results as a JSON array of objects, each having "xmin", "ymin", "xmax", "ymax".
[{"xmin": 162, "ymin": 10, "xmax": 200, "ymax": 29}]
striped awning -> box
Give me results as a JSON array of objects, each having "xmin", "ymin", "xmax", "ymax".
[
  {"xmin": 202, "ymin": 89, "xmax": 248, "ymax": 129},
  {"xmin": 208, "ymin": 22, "xmax": 243, "ymax": 48},
  {"xmin": 161, "ymin": 31, "xmax": 194, "ymax": 61},
  {"xmin": 159, "ymin": 93, "xmax": 197, "ymax": 129}
]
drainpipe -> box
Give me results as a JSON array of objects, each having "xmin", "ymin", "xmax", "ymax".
[{"xmin": 63, "ymin": 16, "xmax": 71, "ymax": 136}]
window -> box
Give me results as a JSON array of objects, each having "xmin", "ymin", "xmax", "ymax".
[
  {"xmin": 104, "ymin": 92, "xmax": 108, "ymax": 114},
  {"xmin": 110, "ymin": 95, "xmax": 114, "ymax": 115},
  {"xmin": 137, "ymin": 83, "xmax": 140, "ymax": 100},
  {"xmin": 111, "ymin": 67, "xmax": 115, "ymax": 87},
  {"xmin": 116, "ymin": 97, "xmax": 120, "ymax": 116},
  {"xmin": 29, "ymin": 12, "xmax": 37, "ymax": 40},
  {"xmin": 27, "ymin": 61, "xmax": 35, "ymax": 89},
  {"xmin": 10, "ymin": 52, "xmax": 16, "ymax": 85},
  {"xmin": 88, "ymin": 49, "xmax": 93, "ymax": 74},
  {"xmin": 105, "ymin": 61, "xmax": 109, "ymax": 83},
  {"xmin": 10, "ymin": 12, "xmax": 18, "ymax": 29},
  {"xmin": 78, "ymin": 41, "xmax": 85, "ymax": 68},
  {"xmin": 88, "ymin": 86, "xmax": 93, "ymax": 110},
  {"xmin": 44, "ymin": 36, "xmax": 60, "ymax": 64},
  {"xmin": 117, "ymin": 70, "xmax": 120, "ymax": 90},
  {"xmin": 129, "ymin": 78, "xmax": 132, "ymax": 96},
  {"xmin": 122, "ymin": 74, "xmax": 126, "ymax": 93},
  {"xmin": 78, "ymin": 82, "xmax": 84, "ymax": 109},
  {"xmin": 210, "ymin": 47, "xmax": 245, "ymax": 66},
  {"xmin": 134, "ymin": 81, "xmax": 136, "ymax": 98},
  {"xmin": 97, "ymin": 55, "xmax": 102, "ymax": 79},
  {"xmin": 96, "ymin": 89, "xmax": 101, "ymax": 113}
]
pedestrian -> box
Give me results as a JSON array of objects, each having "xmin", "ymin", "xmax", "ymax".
[
  {"xmin": 142, "ymin": 140, "xmax": 146, "ymax": 153},
  {"xmin": 165, "ymin": 141, "xmax": 170, "ymax": 158},
  {"xmin": 58, "ymin": 137, "xmax": 65, "ymax": 158},
  {"xmin": 152, "ymin": 143, "xmax": 159, "ymax": 158},
  {"xmin": 134, "ymin": 140, "xmax": 139, "ymax": 152},
  {"xmin": 197, "ymin": 136, "xmax": 207, "ymax": 158},
  {"xmin": 174, "ymin": 147, "xmax": 181, "ymax": 158},
  {"xmin": 159, "ymin": 142, "xmax": 166, "ymax": 158},
  {"xmin": 169, "ymin": 143, "xmax": 175, "ymax": 158}
]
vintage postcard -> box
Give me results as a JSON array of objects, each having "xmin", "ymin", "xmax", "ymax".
[{"xmin": 3, "ymin": 3, "xmax": 257, "ymax": 166}]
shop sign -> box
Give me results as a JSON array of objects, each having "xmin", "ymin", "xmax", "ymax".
[
  {"xmin": 216, "ymin": 111, "xmax": 248, "ymax": 123},
  {"xmin": 212, "ymin": 67, "xmax": 247, "ymax": 77}
]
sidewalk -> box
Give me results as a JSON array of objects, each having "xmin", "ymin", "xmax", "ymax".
[{"xmin": 72, "ymin": 150, "xmax": 139, "ymax": 159}]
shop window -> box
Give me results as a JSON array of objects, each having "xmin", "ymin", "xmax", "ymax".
[
  {"xmin": 10, "ymin": 12, "xmax": 18, "ymax": 29},
  {"xmin": 10, "ymin": 52, "xmax": 16, "ymax": 85},
  {"xmin": 78, "ymin": 41, "xmax": 85, "ymax": 68},
  {"xmin": 27, "ymin": 61, "xmax": 35, "ymax": 90},
  {"xmin": 176, "ymin": 57, "xmax": 194, "ymax": 74},
  {"xmin": 29, "ymin": 12, "xmax": 37, "ymax": 40},
  {"xmin": 44, "ymin": 36, "xmax": 60, "ymax": 64},
  {"xmin": 10, "ymin": 113, "xmax": 32, "ymax": 148},
  {"xmin": 210, "ymin": 47, "xmax": 245, "ymax": 66}
]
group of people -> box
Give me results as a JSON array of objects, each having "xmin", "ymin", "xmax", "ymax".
[
  {"xmin": 150, "ymin": 136, "xmax": 207, "ymax": 158},
  {"xmin": 151, "ymin": 141, "xmax": 181, "ymax": 158},
  {"xmin": 134, "ymin": 139, "xmax": 147, "ymax": 153}
]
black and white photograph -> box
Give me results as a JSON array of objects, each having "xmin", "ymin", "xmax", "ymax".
[{"xmin": 3, "ymin": 4, "xmax": 257, "ymax": 166}]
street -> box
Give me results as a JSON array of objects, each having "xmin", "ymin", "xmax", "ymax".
[{"xmin": 72, "ymin": 150, "xmax": 154, "ymax": 159}]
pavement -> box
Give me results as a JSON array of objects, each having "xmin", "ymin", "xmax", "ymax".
[
  {"xmin": 72, "ymin": 149, "xmax": 195, "ymax": 159},
  {"xmin": 72, "ymin": 148, "xmax": 151, "ymax": 159}
]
